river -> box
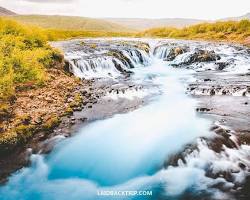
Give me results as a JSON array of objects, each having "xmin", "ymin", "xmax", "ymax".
[{"xmin": 0, "ymin": 39, "xmax": 250, "ymax": 200}]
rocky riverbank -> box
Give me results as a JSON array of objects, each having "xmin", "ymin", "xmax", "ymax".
[{"xmin": 0, "ymin": 66, "xmax": 95, "ymax": 183}]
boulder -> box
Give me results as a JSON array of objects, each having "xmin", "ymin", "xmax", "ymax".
[
  {"xmin": 164, "ymin": 46, "xmax": 187, "ymax": 61},
  {"xmin": 187, "ymin": 50, "xmax": 221, "ymax": 64},
  {"xmin": 216, "ymin": 62, "xmax": 230, "ymax": 70}
]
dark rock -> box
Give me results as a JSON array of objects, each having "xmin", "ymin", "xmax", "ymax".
[
  {"xmin": 184, "ymin": 50, "xmax": 221, "ymax": 65},
  {"xmin": 238, "ymin": 162, "xmax": 246, "ymax": 169},
  {"xmin": 79, "ymin": 117, "xmax": 87, "ymax": 122},
  {"xmin": 216, "ymin": 62, "xmax": 230, "ymax": 70},
  {"xmin": 210, "ymin": 88, "xmax": 216, "ymax": 95},
  {"xmin": 64, "ymin": 60, "xmax": 73, "ymax": 75},
  {"xmin": 196, "ymin": 107, "xmax": 211, "ymax": 112},
  {"xmin": 164, "ymin": 47, "xmax": 187, "ymax": 61}
]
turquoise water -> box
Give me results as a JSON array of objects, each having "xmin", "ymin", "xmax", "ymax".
[{"xmin": 0, "ymin": 59, "xmax": 212, "ymax": 200}]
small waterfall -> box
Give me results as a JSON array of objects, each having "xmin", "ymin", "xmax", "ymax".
[
  {"xmin": 67, "ymin": 56, "xmax": 128, "ymax": 79},
  {"xmin": 64, "ymin": 40, "xmax": 151, "ymax": 79},
  {"xmin": 153, "ymin": 45, "xmax": 172, "ymax": 59}
]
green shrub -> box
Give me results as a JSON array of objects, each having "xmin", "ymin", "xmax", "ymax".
[{"xmin": 0, "ymin": 18, "xmax": 63, "ymax": 100}]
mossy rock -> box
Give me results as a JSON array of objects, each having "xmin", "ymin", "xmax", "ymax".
[
  {"xmin": 42, "ymin": 115, "xmax": 61, "ymax": 132},
  {"xmin": 69, "ymin": 93, "xmax": 83, "ymax": 108},
  {"xmin": 0, "ymin": 103, "xmax": 12, "ymax": 123},
  {"xmin": 15, "ymin": 124, "xmax": 35, "ymax": 143},
  {"xmin": 79, "ymin": 41, "xmax": 85, "ymax": 46},
  {"xmin": 16, "ymin": 114, "xmax": 32, "ymax": 126},
  {"xmin": 64, "ymin": 107, "xmax": 73, "ymax": 116}
]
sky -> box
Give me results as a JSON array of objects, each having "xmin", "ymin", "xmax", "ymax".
[{"xmin": 0, "ymin": 0, "xmax": 249, "ymax": 19}]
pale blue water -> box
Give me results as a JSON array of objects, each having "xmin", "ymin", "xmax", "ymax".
[{"xmin": 0, "ymin": 59, "xmax": 212, "ymax": 200}]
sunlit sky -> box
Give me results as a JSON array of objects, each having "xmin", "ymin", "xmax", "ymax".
[{"xmin": 0, "ymin": 0, "xmax": 249, "ymax": 19}]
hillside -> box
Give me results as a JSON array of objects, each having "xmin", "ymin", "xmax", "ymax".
[
  {"xmin": 222, "ymin": 13, "xmax": 250, "ymax": 21},
  {"xmin": 9, "ymin": 15, "xmax": 133, "ymax": 32},
  {"xmin": 0, "ymin": 6, "xmax": 16, "ymax": 16},
  {"xmin": 137, "ymin": 20, "xmax": 250, "ymax": 45},
  {"xmin": 104, "ymin": 18, "xmax": 204, "ymax": 31}
]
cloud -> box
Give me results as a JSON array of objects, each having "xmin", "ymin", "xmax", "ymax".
[
  {"xmin": 21, "ymin": 0, "xmax": 76, "ymax": 3},
  {"xmin": 0, "ymin": 0, "xmax": 249, "ymax": 20}
]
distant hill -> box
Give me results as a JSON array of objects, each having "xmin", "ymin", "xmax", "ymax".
[
  {"xmin": 105, "ymin": 13, "xmax": 250, "ymax": 31},
  {"xmin": 222, "ymin": 13, "xmax": 250, "ymax": 21},
  {"xmin": 104, "ymin": 18, "xmax": 205, "ymax": 31},
  {"xmin": 0, "ymin": 6, "xmax": 16, "ymax": 16},
  {"xmin": 9, "ymin": 15, "xmax": 133, "ymax": 32},
  {"xmin": 1, "ymin": 5, "xmax": 249, "ymax": 32}
]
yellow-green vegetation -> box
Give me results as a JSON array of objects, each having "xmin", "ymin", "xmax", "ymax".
[
  {"xmin": 0, "ymin": 17, "xmax": 63, "ymax": 101},
  {"xmin": 10, "ymin": 15, "xmax": 134, "ymax": 32},
  {"xmin": 0, "ymin": 124, "xmax": 35, "ymax": 147},
  {"xmin": 65, "ymin": 93, "xmax": 83, "ymax": 115},
  {"xmin": 43, "ymin": 115, "xmax": 61, "ymax": 132},
  {"xmin": 137, "ymin": 20, "xmax": 250, "ymax": 44},
  {"xmin": 64, "ymin": 106, "xmax": 74, "ymax": 116},
  {"xmin": 43, "ymin": 29, "xmax": 134, "ymax": 41}
]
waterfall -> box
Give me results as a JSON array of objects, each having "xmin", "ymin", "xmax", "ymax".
[
  {"xmin": 153, "ymin": 45, "xmax": 172, "ymax": 59},
  {"xmin": 64, "ymin": 41, "xmax": 151, "ymax": 79}
]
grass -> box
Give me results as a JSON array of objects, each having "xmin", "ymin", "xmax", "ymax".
[
  {"xmin": 43, "ymin": 29, "xmax": 134, "ymax": 41},
  {"xmin": 137, "ymin": 20, "xmax": 250, "ymax": 44}
]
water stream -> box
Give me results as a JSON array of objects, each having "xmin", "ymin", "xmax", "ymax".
[{"xmin": 1, "ymin": 39, "xmax": 250, "ymax": 200}]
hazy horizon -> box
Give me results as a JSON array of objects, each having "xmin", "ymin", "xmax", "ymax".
[{"xmin": 0, "ymin": 0, "xmax": 249, "ymax": 20}]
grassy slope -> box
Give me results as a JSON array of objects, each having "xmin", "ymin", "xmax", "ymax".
[
  {"xmin": 0, "ymin": 17, "xmax": 83, "ymax": 148},
  {"xmin": 9, "ymin": 15, "xmax": 134, "ymax": 32},
  {"xmin": 137, "ymin": 20, "xmax": 250, "ymax": 45}
]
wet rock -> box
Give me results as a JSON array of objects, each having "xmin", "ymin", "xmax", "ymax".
[
  {"xmin": 108, "ymin": 50, "xmax": 134, "ymax": 68},
  {"xmin": 164, "ymin": 47, "xmax": 187, "ymax": 61},
  {"xmin": 63, "ymin": 60, "xmax": 73, "ymax": 74},
  {"xmin": 70, "ymin": 117, "xmax": 76, "ymax": 125},
  {"xmin": 79, "ymin": 117, "xmax": 87, "ymax": 122},
  {"xmin": 189, "ymin": 50, "xmax": 221, "ymax": 63},
  {"xmin": 112, "ymin": 59, "xmax": 132, "ymax": 75},
  {"xmin": 73, "ymin": 107, "xmax": 82, "ymax": 111},
  {"xmin": 210, "ymin": 88, "xmax": 216, "ymax": 95},
  {"xmin": 81, "ymin": 90, "xmax": 88, "ymax": 96},
  {"xmin": 216, "ymin": 62, "xmax": 230, "ymax": 70},
  {"xmin": 238, "ymin": 162, "xmax": 246, "ymax": 169},
  {"xmin": 196, "ymin": 107, "xmax": 211, "ymax": 112}
]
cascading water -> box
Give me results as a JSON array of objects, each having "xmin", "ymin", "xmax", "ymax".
[
  {"xmin": 0, "ymin": 39, "xmax": 250, "ymax": 200},
  {"xmin": 61, "ymin": 40, "xmax": 151, "ymax": 79}
]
